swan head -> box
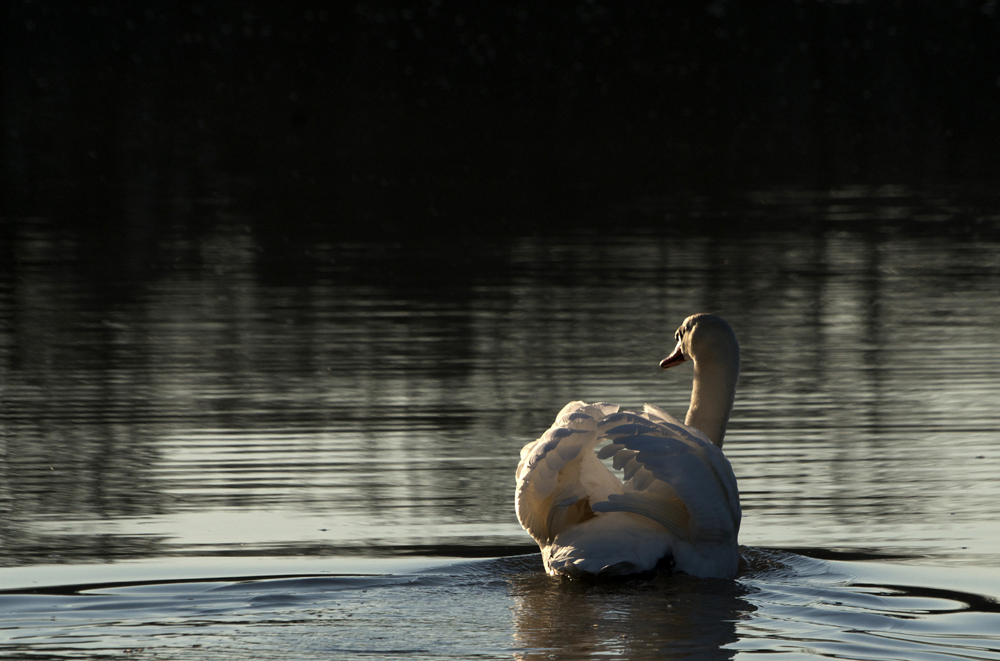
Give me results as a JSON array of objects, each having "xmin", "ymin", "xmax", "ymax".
[{"xmin": 659, "ymin": 313, "xmax": 738, "ymax": 371}]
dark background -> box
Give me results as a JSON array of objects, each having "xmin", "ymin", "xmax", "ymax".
[{"xmin": 3, "ymin": 1, "xmax": 1000, "ymax": 250}]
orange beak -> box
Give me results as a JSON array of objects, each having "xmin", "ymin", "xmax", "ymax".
[{"xmin": 659, "ymin": 340, "xmax": 686, "ymax": 369}]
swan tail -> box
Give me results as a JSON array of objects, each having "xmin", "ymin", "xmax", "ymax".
[{"xmin": 591, "ymin": 487, "xmax": 692, "ymax": 541}]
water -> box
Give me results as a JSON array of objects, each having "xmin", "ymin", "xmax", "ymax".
[
  {"xmin": 2, "ymin": 188, "xmax": 1000, "ymax": 658},
  {"xmin": 1, "ymin": 554, "xmax": 999, "ymax": 659}
]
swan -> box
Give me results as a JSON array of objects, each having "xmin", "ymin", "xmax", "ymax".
[{"xmin": 514, "ymin": 313, "xmax": 741, "ymax": 579}]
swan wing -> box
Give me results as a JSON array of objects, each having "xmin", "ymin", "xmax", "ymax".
[
  {"xmin": 515, "ymin": 401, "xmax": 622, "ymax": 545},
  {"xmin": 641, "ymin": 402, "xmax": 683, "ymax": 427},
  {"xmin": 592, "ymin": 409, "xmax": 741, "ymax": 546}
]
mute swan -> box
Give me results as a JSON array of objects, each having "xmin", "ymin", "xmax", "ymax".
[{"xmin": 515, "ymin": 313, "xmax": 741, "ymax": 579}]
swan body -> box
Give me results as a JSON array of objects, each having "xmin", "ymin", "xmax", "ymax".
[{"xmin": 515, "ymin": 313, "xmax": 741, "ymax": 579}]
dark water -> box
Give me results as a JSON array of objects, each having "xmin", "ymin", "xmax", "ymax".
[
  {"xmin": 2, "ymin": 188, "xmax": 1000, "ymax": 658},
  {"xmin": 1, "ymin": 553, "xmax": 999, "ymax": 659}
]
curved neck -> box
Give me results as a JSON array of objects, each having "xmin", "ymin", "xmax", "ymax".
[{"xmin": 684, "ymin": 352, "xmax": 739, "ymax": 448}]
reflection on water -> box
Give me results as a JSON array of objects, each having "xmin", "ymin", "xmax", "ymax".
[
  {"xmin": 2, "ymin": 188, "xmax": 999, "ymax": 568},
  {"xmin": 510, "ymin": 564, "xmax": 751, "ymax": 659}
]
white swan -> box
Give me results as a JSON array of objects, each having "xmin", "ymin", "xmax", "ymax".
[{"xmin": 515, "ymin": 313, "xmax": 741, "ymax": 579}]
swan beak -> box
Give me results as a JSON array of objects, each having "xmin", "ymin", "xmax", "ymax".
[{"xmin": 659, "ymin": 341, "xmax": 686, "ymax": 369}]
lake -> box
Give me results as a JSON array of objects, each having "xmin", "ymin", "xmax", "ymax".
[{"xmin": 1, "ymin": 186, "xmax": 999, "ymax": 658}]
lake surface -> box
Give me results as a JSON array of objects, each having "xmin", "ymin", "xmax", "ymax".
[{"xmin": 1, "ymin": 187, "xmax": 1000, "ymax": 658}]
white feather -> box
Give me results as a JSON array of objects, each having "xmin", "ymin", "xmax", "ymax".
[{"xmin": 514, "ymin": 313, "xmax": 743, "ymax": 579}]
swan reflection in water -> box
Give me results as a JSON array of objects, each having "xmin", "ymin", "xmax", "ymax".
[{"xmin": 508, "ymin": 556, "xmax": 754, "ymax": 660}]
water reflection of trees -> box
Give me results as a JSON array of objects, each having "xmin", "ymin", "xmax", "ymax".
[{"xmin": 1, "ymin": 196, "xmax": 999, "ymax": 563}]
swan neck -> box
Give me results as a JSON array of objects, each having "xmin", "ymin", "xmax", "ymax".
[{"xmin": 684, "ymin": 357, "xmax": 738, "ymax": 448}]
